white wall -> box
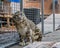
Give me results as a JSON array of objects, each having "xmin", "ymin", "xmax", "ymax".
[{"xmin": 11, "ymin": 2, "xmax": 20, "ymax": 14}]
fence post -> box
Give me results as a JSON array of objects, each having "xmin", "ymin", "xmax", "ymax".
[
  {"xmin": 41, "ymin": 0, "xmax": 44, "ymax": 35},
  {"xmin": 53, "ymin": 0, "xmax": 55, "ymax": 31},
  {"xmin": 20, "ymin": 0, "xmax": 23, "ymax": 12}
]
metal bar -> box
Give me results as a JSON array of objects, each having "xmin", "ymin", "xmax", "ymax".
[
  {"xmin": 53, "ymin": 0, "xmax": 55, "ymax": 31},
  {"xmin": 41, "ymin": 0, "xmax": 44, "ymax": 34},
  {"xmin": 20, "ymin": 0, "xmax": 23, "ymax": 12},
  {"xmin": 20, "ymin": 0, "xmax": 33, "ymax": 43}
]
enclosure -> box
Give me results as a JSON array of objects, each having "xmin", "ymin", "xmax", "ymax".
[{"xmin": 0, "ymin": 0, "xmax": 60, "ymax": 48}]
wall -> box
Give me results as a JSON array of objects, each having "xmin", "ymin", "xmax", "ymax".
[
  {"xmin": 11, "ymin": 2, "xmax": 20, "ymax": 14},
  {"xmin": 23, "ymin": 0, "xmax": 52, "ymax": 15},
  {"xmin": 3, "ymin": 0, "xmax": 11, "ymax": 15},
  {"xmin": 23, "ymin": 0, "xmax": 40, "ymax": 9},
  {"xmin": 58, "ymin": 0, "xmax": 60, "ymax": 13}
]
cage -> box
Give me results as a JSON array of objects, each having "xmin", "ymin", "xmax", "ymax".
[{"xmin": 0, "ymin": 0, "xmax": 60, "ymax": 48}]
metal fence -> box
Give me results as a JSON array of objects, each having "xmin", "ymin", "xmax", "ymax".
[
  {"xmin": 0, "ymin": 0, "xmax": 60, "ymax": 34},
  {"xmin": 0, "ymin": 0, "xmax": 60, "ymax": 47},
  {"xmin": 21, "ymin": 0, "xmax": 60, "ymax": 34}
]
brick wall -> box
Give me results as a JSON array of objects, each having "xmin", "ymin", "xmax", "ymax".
[
  {"xmin": 23, "ymin": 0, "xmax": 52, "ymax": 15},
  {"xmin": 23, "ymin": 0, "xmax": 40, "ymax": 9}
]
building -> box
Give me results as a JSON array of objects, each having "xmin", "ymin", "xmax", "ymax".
[
  {"xmin": 23, "ymin": 0, "xmax": 41, "ymax": 24},
  {"xmin": 11, "ymin": 2, "xmax": 20, "ymax": 14},
  {"xmin": 23, "ymin": 0, "xmax": 60, "ymax": 15},
  {"xmin": 0, "ymin": 0, "xmax": 20, "ymax": 31},
  {"xmin": 0, "ymin": 0, "xmax": 15, "ymax": 31},
  {"xmin": 58, "ymin": 0, "xmax": 60, "ymax": 12},
  {"xmin": 23, "ymin": 0, "xmax": 60, "ymax": 24},
  {"xmin": 0, "ymin": 0, "xmax": 60, "ymax": 31}
]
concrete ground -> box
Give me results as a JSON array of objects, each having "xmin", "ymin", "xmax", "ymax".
[
  {"xmin": 9, "ymin": 30, "xmax": 60, "ymax": 48},
  {"xmin": 9, "ymin": 45, "xmax": 23, "ymax": 48},
  {"xmin": 42, "ymin": 30, "xmax": 60, "ymax": 42}
]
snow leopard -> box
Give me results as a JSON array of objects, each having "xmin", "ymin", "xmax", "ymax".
[{"xmin": 12, "ymin": 11, "xmax": 42, "ymax": 46}]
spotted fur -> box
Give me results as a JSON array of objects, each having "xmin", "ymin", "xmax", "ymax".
[{"xmin": 12, "ymin": 11, "xmax": 42, "ymax": 46}]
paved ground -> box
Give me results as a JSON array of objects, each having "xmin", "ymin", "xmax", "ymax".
[
  {"xmin": 8, "ymin": 30, "xmax": 60, "ymax": 48},
  {"xmin": 9, "ymin": 45, "xmax": 23, "ymax": 48},
  {"xmin": 42, "ymin": 30, "xmax": 60, "ymax": 42}
]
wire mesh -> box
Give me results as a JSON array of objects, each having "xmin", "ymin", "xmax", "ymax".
[
  {"xmin": 0, "ymin": 0, "xmax": 20, "ymax": 31},
  {"xmin": 0, "ymin": 0, "xmax": 60, "ymax": 47},
  {"xmin": 0, "ymin": 0, "xmax": 60, "ymax": 35},
  {"xmin": 0, "ymin": 0, "xmax": 41, "ymax": 30}
]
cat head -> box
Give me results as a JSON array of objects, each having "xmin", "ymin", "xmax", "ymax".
[{"xmin": 12, "ymin": 11, "xmax": 26, "ymax": 23}]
